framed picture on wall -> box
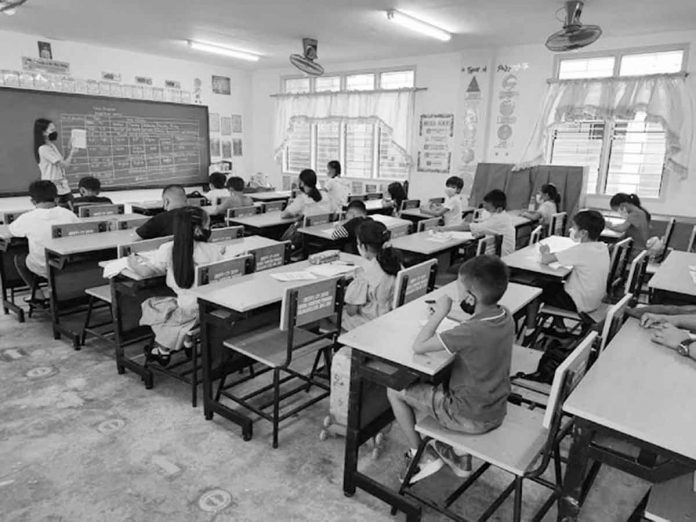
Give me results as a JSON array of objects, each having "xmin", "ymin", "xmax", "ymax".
[{"xmin": 212, "ymin": 75, "xmax": 231, "ymax": 95}]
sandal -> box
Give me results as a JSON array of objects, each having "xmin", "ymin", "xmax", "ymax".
[{"xmin": 144, "ymin": 345, "xmax": 171, "ymax": 367}]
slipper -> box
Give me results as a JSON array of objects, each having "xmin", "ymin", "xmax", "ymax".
[{"xmin": 24, "ymin": 297, "xmax": 49, "ymax": 309}]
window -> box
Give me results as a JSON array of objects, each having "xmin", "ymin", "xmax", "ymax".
[
  {"xmin": 551, "ymin": 46, "xmax": 685, "ymax": 198},
  {"xmin": 345, "ymin": 73, "xmax": 375, "ymax": 91},
  {"xmin": 315, "ymin": 76, "xmax": 341, "ymax": 92},
  {"xmin": 378, "ymin": 126, "xmax": 410, "ymax": 179},
  {"xmin": 284, "ymin": 78, "xmax": 311, "ymax": 94},
  {"xmin": 315, "ymin": 121, "xmax": 341, "ymax": 171},
  {"xmin": 283, "ymin": 68, "xmax": 414, "ymax": 94},
  {"xmin": 380, "ymin": 70, "xmax": 415, "ymax": 89},
  {"xmin": 282, "ymin": 119, "xmax": 311, "ymax": 174},
  {"xmin": 345, "ymin": 122, "xmax": 375, "ymax": 178}
]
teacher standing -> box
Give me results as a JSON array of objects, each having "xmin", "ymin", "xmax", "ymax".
[{"xmin": 33, "ymin": 118, "xmax": 76, "ymax": 207}]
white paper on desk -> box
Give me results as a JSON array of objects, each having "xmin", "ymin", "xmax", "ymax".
[
  {"xmin": 426, "ymin": 231, "xmax": 452, "ymax": 243},
  {"xmin": 309, "ymin": 263, "xmax": 357, "ymax": 277},
  {"xmin": 548, "ymin": 261, "xmax": 572, "ymax": 271},
  {"xmin": 102, "ymin": 257, "xmax": 129, "ymax": 279},
  {"xmin": 71, "ymin": 129, "xmax": 87, "ymax": 149},
  {"xmin": 270, "ymin": 271, "xmax": 317, "ymax": 282}
]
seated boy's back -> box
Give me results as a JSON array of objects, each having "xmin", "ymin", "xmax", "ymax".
[
  {"xmin": 207, "ymin": 176, "xmax": 253, "ymax": 217},
  {"xmin": 470, "ymin": 211, "xmax": 515, "ymax": 257}
]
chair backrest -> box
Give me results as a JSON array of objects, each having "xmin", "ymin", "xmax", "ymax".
[
  {"xmin": 209, "ymin": 226, "xmax": 244, "ymax": 243},
  {"xmin": 365, "ymin": 192, "xmax": 382, "ymax": 201},
  {"xmin": 116, "ymin": 216, "xmax": 148, "ymax": 230},
  {"xmin": 2, "ymin": 210, "xmax": 28, "ymax": 224},
  {"xmin": 262, "ymin": 201, "xmax": 286, "ymax": 213},
  {"xmin": 78, "ymin": 204, "xmax": 125, "ymax": 218},
  {"xmin": 280, "ymin": 277, "xmax": 343, "ymax": 331},
  {"xmin": 249, "ymin": 241, "xmax": 290, "ymax": 272},
  {"xmin": 51, "ymin": 221, "xmax": 108, "ymax": 238},
  {"xmin": 417, "ymin": 217, "xmax": 441, "ymax": 233},
  {"xmin": 687, "ymin": 225, "xmax": 696, "ymax": 253},
  {"xmin": 529, "ymin": 225, "xmax": 543, "ymax": 246},
  {"xmin": 117, "ymin": 235, "xmax": 173, "ymax": 257},
  {"xmin": 186, "ymin": 197, "xmax": 206, "ymax": 207},
  {"xmin": 393, "ymin": 259, "xmax": 438, "ymax": 309},
  {"xmin": 428, "ymin": 197, "xmax": 445, "ymax": 205},
  {"xmin": 656, "ymin": 218, "xmax": 677, "ymax": 262},
  {"xmin": 625, "ymin": 250, "xmax": 649, "ymax": 300},
  {"xmin": 543, "ymin": 331, "xmax": 598, "ymax": 429},
  {"xmin": 400, "ymin": 199, "xmax": 420, "ymax": 212},
  {"xmin": 347, "ymin": 194, "xmax": 365, "ymax": 203},
  {"xmin": 195, "ymin": 255, "xmax": 252, "ymax": 286},
  {"xmin": 476, "ymin": 234, "xmax": 502, "ymax": 257},
  {"xmin": 226, "ymin": 206, "xmax": 258, "ymax": 220},
  {"xmin": 599, "ymin": 294, "xmax": 632, "ymax": 353},
  {"xmin": 606, "ymin": 238, "xmax": 633, "ymax": 296},
  {"xmin": 303, "ymin": 213, "xmax": 332, "ymax": 228},
  {"xmin": 548, "ymin": 212, "xmax": 567, "ymax": 237},
  {"xmin": 388, "ymin": 224, "xmax": 410, "ymax": 240}
]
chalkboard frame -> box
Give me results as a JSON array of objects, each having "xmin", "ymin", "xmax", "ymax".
[{"xmin": 0, "ymin": 86, "xmax": 211, "ymax": 197}]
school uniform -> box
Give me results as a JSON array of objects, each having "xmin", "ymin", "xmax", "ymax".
[
  {"xmin": 8, "ymin": 206, "xmax": 79, "ymax": 278},
  {"xmin": 135, "ymin": 206, "xmax": 198, "ymax": 240},
  {"xmin": 537, "ymin": 201, "xmax": 557, "ymax": 226},
  {"xmin": 284, "ymin": 193, "xmax": 333, "ymax": 217},
  {"xmin": 470, "ymin": 212, "xmax": 516, "ymax": 257},
  {"xmin": 139, "ymin": 240, "xmax": 223, "ymax": 351},
  {"xmin": 324, "ymin": 177, "xmax": 351, "ymax": 212},
  {"xmin": 72, "ymin": 195, "xmax": 113, "ymax": 206},
  {"xmin": 38, "ymin": 144, "xmax": 71, "ymax": 197},
  {"xmin": 624, "ymin": 209, "xmax": 650, "ymax": 258},
  {"xmin": 205, "ymin": 188, "xmax": 230, "ymax": 205},
  {"xmin": 442, "ymin": 195, "xmax": 464, "ymax": 227},
  {"xmin": 208, "ymin": 192, "xmax": 254, "ymax": 216}
]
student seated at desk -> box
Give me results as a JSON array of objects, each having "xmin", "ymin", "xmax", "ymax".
[
  {"xmin": 204, "ymin": 171, "xmax": 230, "ymax": 205},
  {"xmin": 637, "ymin": 312, "xmax": 696, "ymax": 360},
  {"xmin": 441, "ymin": 189, "xmax": 516, "ymax": 257},
  {"xmin": 521, "ymin": 183, "xmax": 560, "ymax": 227},
  {"xmin": 324, "ymin": 160, "xmax": 350, "ymax": 211},
  {"xmin": 71, "ymin": 176, "xmax": 113, "ymax": 209},
  {"xmin": 135, "ymin": 185, "xmax": 197, "ymax": 240},
  {"xmin": 281, "ymin": 169, "xmax": 333, "ymax": 219},
  {"xmin": 8, "ymin": 180, "xmax": 79, "ymax": 304},
  {"xmin": 383, "ymin": 182, "xmax": 407, "ymax": 216},
  {"xmin": 127, "ymin": 207, "xmax": 222, "ymax": 367},
  {"xmin": 330, "ymin": 200, "xmax": 371, "ymax": 251},
  {"xmin": 386, "ymin": 255, "xmax": 513, "ymax": 483},
  {"xmin": 522, "ymin": 210, "xmax": 610, "ymax": 344},
  {"xmin": 205, "ymin": 176, "xmax": 254, "ymax": 217},
  {"xmin": 420, "ymin": 176, "xmax": 464, "ymax": 227},
  {"xmin": 606, "ymin": 193, "xmax": 651, "ymax": 260}
]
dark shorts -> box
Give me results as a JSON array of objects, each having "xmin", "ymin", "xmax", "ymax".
[{"xmin": 540, "ymin": 281, "xmax": 577, "ymax": 312}]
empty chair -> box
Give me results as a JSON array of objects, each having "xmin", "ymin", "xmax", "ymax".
[
  {"xmin": 476, "ymin": 234, "xmax": 502, "ymax": 257},
  {"xmin": 548, "ymin": 212, "xmax": 567, "ymax": 237},
  {"xmin": 417, "ymin": 218, "xmax": 441, "ymax": 233},
  {"xmin": 392, "ymin": 259, "xmax": 438, "ymax": 309},
  {"xmin": 529, "ymin": 225, "xmax": 543, "ymax": 246},
  {"xmin": 598, "ymin": 294, "xmax": 633, "ymax": 353}
]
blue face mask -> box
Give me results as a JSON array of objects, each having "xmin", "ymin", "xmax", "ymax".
[{"xmin": 459, "ymin": 291, "xmax": 477, "ymax": 315}]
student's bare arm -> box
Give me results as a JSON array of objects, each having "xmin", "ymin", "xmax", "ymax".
[
  {"xmin": 628, "ymin": 304, "xmax": 696, "ymax": 318},
  {"xmin": 413, "ymin": 295, "xmax": 451, "ymax": 354},
  {"xmin": 441, "ymin": 223, "xmax": 471, "ymax": 232},
  {"xmin": 607, "ymin": 220, "xmax": 630, "ymax": 232}
]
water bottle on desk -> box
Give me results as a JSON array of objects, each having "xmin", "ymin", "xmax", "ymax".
[{"xmin": 528, "ymin": 195, "xmax": 536, "ymax": 211}]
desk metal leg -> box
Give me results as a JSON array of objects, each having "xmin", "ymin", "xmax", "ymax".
[{"xmin": 558, "ymin": 419, "xmax": 597, "ymax": 521}]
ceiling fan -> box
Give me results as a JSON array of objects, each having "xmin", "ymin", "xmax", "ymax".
[
  {"xmin": 289, "ymin": 38, "xmax": 325, "ymax": 77},
  {"xmin": 0, "ymin": 0, "xmax": 28, "ymax": 15},
  {"xmin": 546, "ymin": 1, "xmax": 602, "ymax": 52}
]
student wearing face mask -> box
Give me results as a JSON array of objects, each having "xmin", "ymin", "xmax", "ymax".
[
  {"xmin": 34, "ymin": 118, "xmax": 77, "ymax": 207},
  {"xmin": 606, "ymin": 193, "xmax": 651, "ymax": 260},
  {"xmin": 522, "ymin": 210, "xmax": 610, "ymax": 344},
  {"xmin": 522, "ymin": 183, "xmax": 561, "ymax": 227}
]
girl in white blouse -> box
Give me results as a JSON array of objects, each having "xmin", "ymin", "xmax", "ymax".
[
  {"xmin": 33, "ymin": 118, "xmax": 77, "ymax": 207},
  {"xmin": 281, "ymin": 169, "xmax": 332, "ymax": 219},
  {"xmin": 522, "ymin": 183, "xmax": 560, "ymax": 227}
]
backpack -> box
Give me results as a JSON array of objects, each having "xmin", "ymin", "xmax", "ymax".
[{"xmin": 515, "ymin": 335, "xmax": 579, "ymax": 385}]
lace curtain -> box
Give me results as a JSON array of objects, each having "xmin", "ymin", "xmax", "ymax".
[
  {"xmin": 273, "ymin": 89, "xmax": 416, "ymax": 162},
  {"xmin": 516, "ymin": 73, "xmax": 695, "ymax": 178}
]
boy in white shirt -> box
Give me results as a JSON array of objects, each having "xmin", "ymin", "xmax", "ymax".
[
  {"xmin": 323, "ymin": 160, "xmax": 350, "ymax": 212},
  {"xmin": 522, "ymin": 210, "xmax": 610, "ymax": 343},
  {"xmin": 8, "ymin": 180, "xmax": 79, "ymax": 303},
  {"xmin": 422, "ymin": 176, "xmax": 464, "ymax": 227},
  {"xmin": 205, "ymin": 172, "xmax": 230, "ymax": 205},
  {"xmin": 443, "ymin": 189, "xmax": 515, "ymax": 256}
]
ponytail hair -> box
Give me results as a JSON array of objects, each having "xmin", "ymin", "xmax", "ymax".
[
  {"xmin": 541, "ymin": 183, "xmax": 561, "ymax": 207},
  {"xmin": 33, "ymin": 118, "xmax": 51, "ymax": 162},
  {"xmin": 610, "ymin": 192, "xmax": 651, "ymax": 223},
  {"xmin": 356, "ymin": 220, "xmax": 402, "ymax": 276},
  {"xmin": 172, "ymin": 207, "xmax": 210, "ymax": 289},
  {"xmin": 299, "ymin": 169, "xmax": 322, "ymax": 202}
]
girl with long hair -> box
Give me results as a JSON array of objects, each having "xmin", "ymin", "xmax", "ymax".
[
  {"xmin": 607, "ymin": 192, "xmax": 651, "ymax": 259},
  {"xmin": 522, "ymin": 183, "xmax": 561, "ymax": 226},
  {"xmin": 33, "ymin": 118, "xmax": 77, "ymax": 207},
  {"xmin": 281, "ymin": 169, "xmax": 332, "ymax": 219}
]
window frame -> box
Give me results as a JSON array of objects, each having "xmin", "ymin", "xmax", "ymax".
[{"xmin": 281, "ymin": 65, "xmax": 417, "ymax": 94}]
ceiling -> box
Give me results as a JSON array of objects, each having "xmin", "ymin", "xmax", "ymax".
[{"xmin": 2, "ymin": 0, "xmax": 696, "ymax": 70}]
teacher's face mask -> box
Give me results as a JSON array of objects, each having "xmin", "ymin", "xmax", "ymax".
[{"xmin": 48, "ymin": 131, "xmax": 58, "ymax": 141}]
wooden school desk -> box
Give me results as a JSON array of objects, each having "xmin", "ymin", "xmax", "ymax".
[
  {"xmin": 558, "ymin": 318, "xmax": 696, "ymax": 521},
  {"xmin": 644, "ymin": 472, "xmax": 696, "ymax": 521},
  {"xmin": 648, "ymin": 251, "xmax": 696, "ymax": 305},
  {"xmin": 0, "ymin": 225, "xmax": 28, "ymax": 322},
  {"xmin": 390, "ymin": 230, "xmax": 476, "ymax": 271},
  {"xmin": 249, "ymin": 190, "xmax": 293, "ymax": 203},
  {"xmin": 400, "ymin": 206, "xmax": 476, "ymax": 226},
  {"xmin": 193, "ymin": 253, "xmax": 368, "ymax": 440},
  {"xmin": 226, "ymin": 212, "xmax": 298, "ymax": 239},
  {"xmin": 339, "ymin": 282, "xmax": 543, "ymax": 520},
  {"xmin": 507, "ymin": 209, "xmax": 540, "ymax": 249},
  {"xmin": 502, "ymin": 235, "xmax": 574, "ymax": 281}
]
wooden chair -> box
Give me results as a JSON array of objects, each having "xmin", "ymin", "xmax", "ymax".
[
  {"xmin": 529, "ymin": 225, "xmax": 543, "ymax": 246},
  {"xmin": 209, "ymin": 226, "xmax": 244, "ymax": 243},
  {"xmin": 687, "ymin": 225, "xmax": 696, "ymax": 253},
  {"xmin": 51, "ymin": 221, "xmax": 109, "ymax": 238},
  {"xmin": 625, "ymin": 250, "xmax": 649, "ymax": 303},
  {"xmin": 388, "ymin": 224, "xmax": 410, "ymax": 240},
  {"xmin": 548, "ymin": 212, "xmax": 567, "ymax": 237},
  {"xmin": 398, "ymin": 333, "xmax": 598, "ymax": 522},
  {"xmin": 475, "ymin": 234, "xmax": 502, "ymax": 257},
  {"xmin": 248, "ymin": 242, "xmax": 291, "ymax": 272},
  {"xmin": 647, "ymin": 218, "xmax": 677, "ymax": 275},
  {"xmin": 78, "ymin": 204, "xmax": 125, "ymax": 218},
  {"xmin": 428, "ymin": 197, "xmax": 445, "ymax": 205},
  {"xmin": 417, "ymin": 217, "xmax": 441, "ymax": 233},
  {"xmin": 393, "ymin": 259, "xmax": 438, "ymax": 309},
  {"xmin": 399, "ymin": 199, "xmax": 420, "ymax": 212},
  {"xmin": 262, "ymin": 201, "xmax": 286, "ymax": 213},
  {"xmin": 2, "ymin": 210, "xmax": 28, "ymax": 225},
  {"xmin": 598, "ymin": 294, "xmax": 632, "ymax": 353},
  {"xmin": 225, "ymin": 205, "xmax": 258, "ymax": 225},
  {"xmin": 347, "ymin": 194, "xmax": 366, "ymax": 203},
  {"xmin": 222, "ymin": 277, "xmax": 346, "ymax": 447},
  {"xmin": 605, "ymin": 238, "xmax": 634, "ymax": 301}
]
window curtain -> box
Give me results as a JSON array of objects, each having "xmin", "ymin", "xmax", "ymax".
[
  {"xmin": 515, "ymin": 73, "xmax": 696, "ymax": 179},
  {"xmin": 273, "ymin": 89, "xmax": 416, "ymax": 163}
]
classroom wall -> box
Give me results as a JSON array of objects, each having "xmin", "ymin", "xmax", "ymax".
[{"xmin": 0, "ymin": 29, "xmax": 253, "ymax": 211}]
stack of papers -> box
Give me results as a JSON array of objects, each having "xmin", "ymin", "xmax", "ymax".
[
  {"xmin": 270, "ymin": 271, "xmax": 318, "ymax": 282},
  {"xmin": 102, "ymin": 258, "xmax": 129, "ymax": 279}
]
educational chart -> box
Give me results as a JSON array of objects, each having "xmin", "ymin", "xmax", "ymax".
[{"xmin": 417, "ymin": 113, "xmax": 454, "ymax": 174}]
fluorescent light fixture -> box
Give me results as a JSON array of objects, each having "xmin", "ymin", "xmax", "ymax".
[
  {"xmin": 386, "ymin": 10, "xmax": 452, "ymax": 42},
  {"xmin": 188, "ymin": 40, "xmax": 261, "ymax": 62}
]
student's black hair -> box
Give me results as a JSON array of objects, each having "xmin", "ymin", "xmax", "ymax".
[
  {"xmin": 29, "ymin": 180, "xmax": 58, "ymax": 203},
  {"xmin": 172, "ymin": 206, "xmax": 210, "ymax": 290},
  {"xmin": 459, "ymin": 255, "xmax": 509, "ymax": 306},
  {"xmin": 162, "ymin": 184, "xmax": 186, "ymax": 198},
  {"xmin": 327, "ymin": 160, "xmax": 341, "ymax": 176},
  {"xmin": 483, "ymin": 189, "xmax": 507, "ymax": 210},
  {"xmin": 33, "ymin": 118, "xmax": 52, "ymax": 163},
  {"xmin": 347, "ymin": 199, "xmax": 367, "ymax": 213},
  {"xmin": 78, "ymin": 176, "xmax": 101, "ymax": 193},
  {"xmin": 387, "ymin": 182, "xmax": 407, "ymax": 210},
  {"xmin": 299, "ymin": 169, "xmax": 322, "ymax": 202},
  {"xmin": 609, "ymin": 192, "xmax": 651, "ymax": 223},
  {"xmin": 445, "ymin": 176, "xmax": 464, "ymax": 192},
  {"xmin": 209, "ymin": 172, "xmax": 227, "ymax": 189},
  {"xmin": 572, "ymin": 210, "xmax": 605, "ymax": 241},
  {"xmin": 226, "ymin": 176, "xmax": 246, "ymax": 192},
  {"xmin": 540, "ymin": 183, "xmax": 561, "ymax": 207},
  {"xmin": 356, "ymin": 220, "xmax": 402, "ymax": 276}
]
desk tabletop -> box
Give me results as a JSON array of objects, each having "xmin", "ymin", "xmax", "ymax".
[
  {"xmin": 390, "ymin": 230, "xmax": 475, "ymax": 256},
  {"xmin": 298, "ymin": 214, "xmax": 411, "ymax": 241},
  {"xmin": 648, "ymin": 251, "xmax": 696, "ymax": 297},
  {"xmin": 339, "ymin": 282, "xmax": 542, "ymax": 376},
  {"xmin": 193, "ymin": 253, "xmax": 367, "ymax": 313},
  {"xmin": 400, "ymin": 206, "xmax": 476, "ymax": 221},
  {"xmin": 249, "ymin": 191, "xmax": 293, "ymax": 202},
  {"xmin": 80, "ymin": 213, "xmax": 141, "ymax": 224},
  {"xmin": 507, "ymin": 209, "xmax": 538, "ymax": 229},
  {"xmin": 228, "ymin": 212, "xmax": 298, "ymax": 229},
  {"xmin": 44, "ymin": 228, "xmax": 138, "ymax": 256},
  {"xmin": 563, "ymin": 318, "xmax": 696, "ymax": 462},
  {"xmin": 129, "ymin": 200, "xmax": 162, "ymax": 209},
  {"xmin": 502, "ymin": 235, "xmax": 574, "ymax": 278}
]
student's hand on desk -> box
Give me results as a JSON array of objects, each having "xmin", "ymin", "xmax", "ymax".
[
  {"xmin": 651, "ymin": 323, "xmax": 691, "ymax": 350},
  {"xmin": 538, "ymin": 243, "xmax": 551, "ymax": 256},
  {"xmin": 640, "ymin": 313, "xmax": 669, "ymax": 328}
]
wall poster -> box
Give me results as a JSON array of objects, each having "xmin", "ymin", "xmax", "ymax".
[{"xmin": 417, "ymin": 113, "xmax": 454, "ymax": 174}]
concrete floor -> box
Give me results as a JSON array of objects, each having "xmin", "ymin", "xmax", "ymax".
[{"xmin": 0, "ymin": 309, "xmax": 649, "ymax": 521}]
